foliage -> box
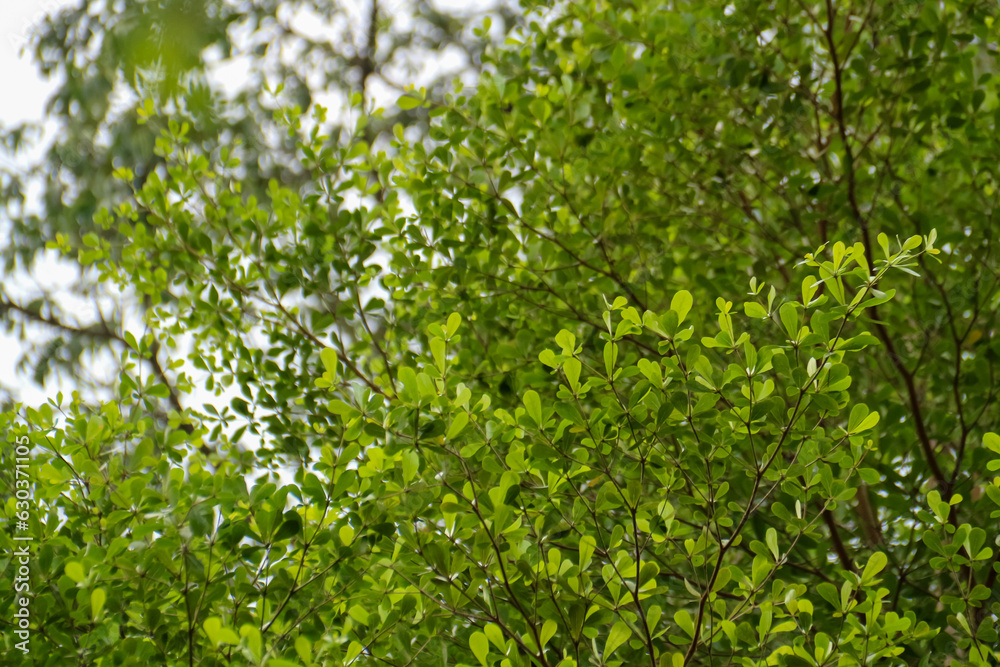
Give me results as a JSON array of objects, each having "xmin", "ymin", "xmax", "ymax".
[{"xmin": 3, "ymin": 0, "xmax": 1000, "ymax": 665}]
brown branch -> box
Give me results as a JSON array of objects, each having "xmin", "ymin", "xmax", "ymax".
[
  {"xmin": 1, "ymin": 295, "xmax": 197, "ymax": 436},
  {"xmin": 820, "ymin": 0, "xmax": 947, "ymax": 493},
  {"xmin": 821, "ymin": 508, "xmax": 856, "ymax": 572},
  {"xmin": 854, "ymin": 484, "xmax": 883, "ymax": 547},
  {"xmin": 360, "ymin": 0, "xmax": 379, "ymax": 103}
]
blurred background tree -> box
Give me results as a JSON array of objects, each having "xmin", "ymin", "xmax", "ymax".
[{"xmin": 0, "ymin": 0, "xmax": 515, "ymax": 409}]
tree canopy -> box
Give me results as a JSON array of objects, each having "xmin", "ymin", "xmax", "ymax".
[{"xmin": 2, "ymin": 0, "xmax": 1000, "ymax": 665}]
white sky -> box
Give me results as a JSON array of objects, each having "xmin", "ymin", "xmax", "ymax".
[{"xmin": 0, "ymin": 2, "xmax": 75, "ymax": 126}]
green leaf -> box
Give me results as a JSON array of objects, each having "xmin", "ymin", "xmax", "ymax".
[
  {"xmin": 203, "ymin": 617, "xmax": 240, "ymax": 645},
  {"xmin": 85, "ymin": 416, "xmax": 105, "ymax": 443},
  {"xmin": 743, "ymin": 301, "xmax": 768, "ymax": 319},
  {"xmin": 398, "ymin": 366, "xmax": 418, "ymax": 403},
  {"xmin": 765, "ymin": 527, "xmax": 779, "ymax": 561},
  {"xmin": 470, "ymin": 631, "xmax": 489, "ymax": 665},
  {"xmin": 579, "ymin": 535, "xmax": 596, "ymax": 569},
  {"xmin": 877, "ymin": 233, "xmax": 891, "ymax": 258},
  {"xmin": 848, "ymin": 403, "xmax": 870, "ymax": 433},
  {"xmin": 779, "ymin": 302, "xmax": 798, "ymax": 338},
  {"xmin": 817, "ymin": 583, "xmax": 840, "ymax": 610},
  {"xmin": 65, "ymin": 562, "xmax": 85, "ymax": 583},
  {"xmin": 802, "ymin": 275, "xmax": 819, "ymax": 305},
  {"xmin": 836, "ymin": 332, "xmax": 880, "ymax": 351},
  {"xmin": 431, "ymin": 337, "xmax": 447, "ymax": 372},
  {"xmin": 446, "ymin": 312, "xmax": 462, "ymax": 337},
  {"xmin": 397, "ymin": 93, "xmax": 422, "ymax": 109},
  {"xmin": 604, "ymin": 621, "xmax": 632, "ymax": 656},
  {"xmin": 447, "ymin": 411, "xmax": 470, "ymax": 439},
  {"xmin": 563, "ymin": 357, "xmax": 582, "ymax": 391},
  {"xmin": 241, "ymin": 625, "xmax": 263, "ymax": 662},
  {"xmin": 346, "ymin": 141, "xmax": 368, "ymax": 160},
  {"xmin": 671, "ymin": 290, "xmax": 693, "ymax": 323},
  {"xmin": 861, "ymin": 552, "xmax": 888, "ymax": 584},
  {"xmin": 540, "ymin": 619, "xmax": 557, "ymax": 647},
  {"xmin": 604, "ymin": 341, "xmax": 618, "ymax": 376},
  {"xmin": 484, "ymin": 623, "xmax": 506, "ymax": 650},
  {"xmin": 852, "ymin": 411, "xmax": 879, "ymax": 434},
  {"xmin": 320, "ymin": 347, "xmax": 339, "ymax": 382},
  {"xmin": 401, "ymin": 450, "xmax": 419, "ymax": 483},
  {"xmin": 91, "ymin": 588, "xmax": 106, "ymax": 619},
  {"xmin": 273, "ymin": 515, "xmax": 303, "ymax": 542},
  {"xmin": 555, "ymin": 329, "xmax": 576, "ymax": 354},
  {"xmin": 674, "ymin": 609, "xmax": 695, "ymax": 637},
  {"xmin": 857, "ymin": 468, "xmax": 881, "ymax": 484},
  {"xmin": 349, "ymin": 605, "xmax": 369, "ymax": 625},
  {"xmin": 295, "ymin": 636, "xmax": 314, "ymax": 666},
  {"xmin": 639, "ymin": 561, "xmax": 660, "ymax": 586},
  {"xmin": 524, "ymin": 390, "xmax": 543, "ymax": 427},
  {"xmin": 346, "ymin": 641, "xmax": 364, "ymax": 663}
]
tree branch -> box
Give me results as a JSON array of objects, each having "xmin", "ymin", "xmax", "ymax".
[
  {"xmin": 0, "ymin": 295, "xmax": 194, "ymax": 434},
  {"xmin": 820, "ymin": 0, "xmax": 947, "ymax": 492}
]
